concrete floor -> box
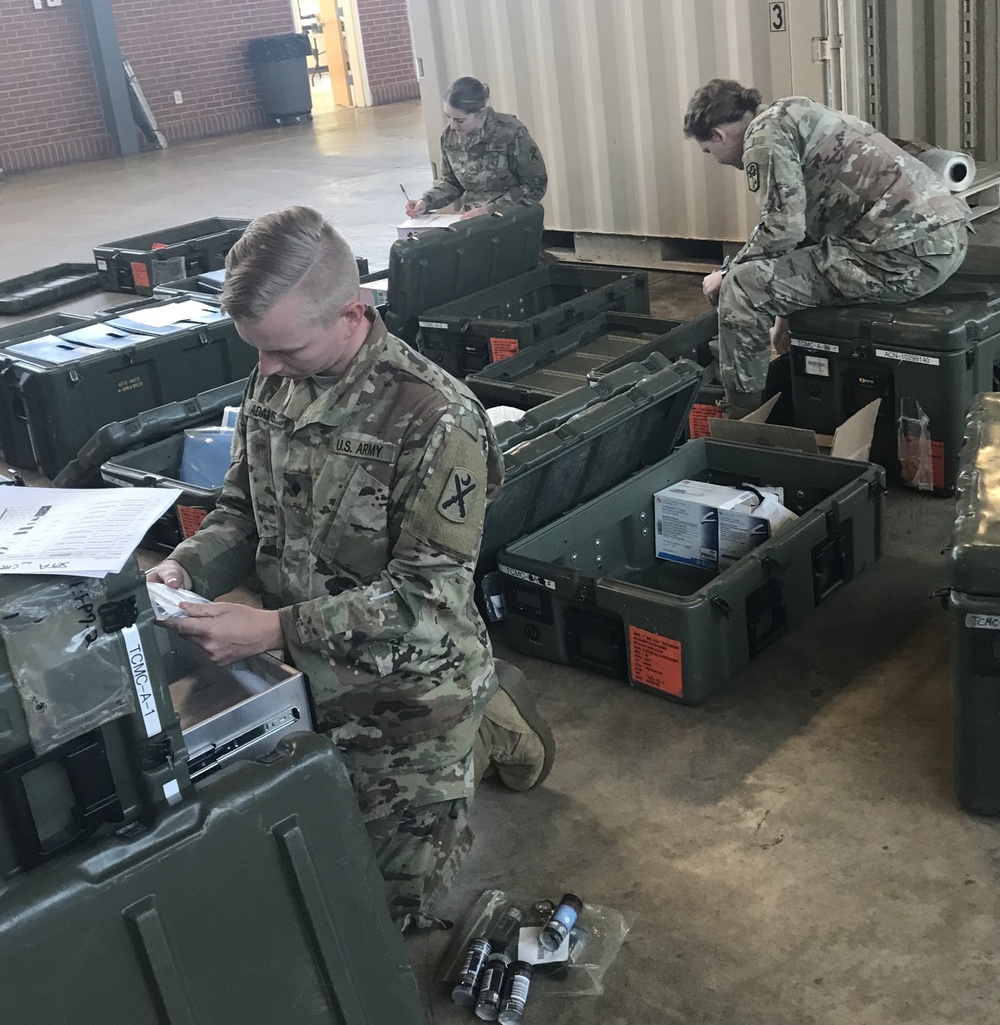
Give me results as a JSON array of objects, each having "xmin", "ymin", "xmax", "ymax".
[{"xmin": 3, "ymin": 103, "xmax": 999, "ymax": 1025}]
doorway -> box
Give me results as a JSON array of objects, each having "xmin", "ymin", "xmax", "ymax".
[{"xmin": 295, "ymin": 0, "xmax": 355, "ymax": 112}]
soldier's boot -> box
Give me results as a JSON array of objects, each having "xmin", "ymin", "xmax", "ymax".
[
  {"xmin": 473, "ymin": 661, "xmax": 555, "ymax": 791},
  {"xmin": 718, "ymin": 387, "xmax": 763, "ymax": 420}
]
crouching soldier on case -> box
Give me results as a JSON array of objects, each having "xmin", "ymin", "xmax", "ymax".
[
  {"xmin": 147, "ymin": 206, "xmax": 555, "ymax": 931},
  {"xmin": 684, "ymin": 78, "xmax": 970, "ymax": 418}
]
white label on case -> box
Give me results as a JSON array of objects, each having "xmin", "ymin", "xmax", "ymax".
[
  {"xmin": 123, "ymin": 624, "xmax": 161, "ymax": 737},
  {"xmin": 804, "ymin": 355, "xmax": 830, "ymax": 377},
  {"xmin": 162, "ymin": 778, "xmax": 182, "ymax": 804},
  {"xmin": 874, "ymin": 348, "xmax": 940, "ymax": 366},
  {"xmin": 500, "ymin": 565, "xmax": 556, "ymax": 590},
  {"xmin": 96, "ymin": 258, "xmax": 108, "ymax": 271},
  {"xmin": 418, "ymin": 321, "xmax": 448, "ymax": 330},
  {"xmin": 965, "ymin": 614, "xmax": 1000, "ymax": 630},
  {"xmin": 791, "ymin": 339, "xmax": 839, "ymax": 353}
]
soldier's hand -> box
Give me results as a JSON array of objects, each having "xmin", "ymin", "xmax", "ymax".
[
  {"xmin": 159, "ymin": 602, "xmax": 284, "ymax": 666},
  {"xmin": 702, "ymin": 270, "xmax": 723, "ymax": 307},
  {"xmin": 459, "ymin": 205, "xmax": 489, "ymax": 220},
  {"xmin": 146, "ymin": 559, "xmax": 192, "ymax": 590},
  {"xmin": 406, "ymin": 199, "xmax": 427, "ymax": 216},
  {"xmin": 770, "ymin": 315, "xmax": 791, "ymax": 355}
]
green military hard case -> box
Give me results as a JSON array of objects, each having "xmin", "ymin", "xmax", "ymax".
[
  {"xmin": 788, "ymin": 256, "xmax": 1000, "ymax": 494},
  {"xmin": 94, "ymin": 217, "xmax": 251, "ymax": 296},
  {"xmin": 417, "ymin": 265, "xmax": 650, "ymax": 377},
  {"xmin": 0, "ymin": 297, "xmax": 255, "ymax": 478},
  {"xmin": 479, "ymin": 353, "xmax": 701, "ymax": 583},
  {"xmin": 465, "ymin": 311, "xmax": 696, "ymax": 407},
  {"xmin": 0, "ymin": 733, "xmax": 429, "ymax": 1025},
  {"xmin": 498, "ymin": 439, "xmax": 885, "ymax": 704},
  {"xmin": 101, "ymin": 432, "xmax": 227, "ymax": 549},
  {"xmin": 0, "ymin": 557, "xmax": 190, "ymax": 878},
  {"xmin": 385, "ymin": 201, "xmax": 544, "ymax": 344},
  {"xmin": 948, "ymin": 391, "xmax": 1000, "ymax": 814},
  {"xmin": 0, "ymin": 263, "xmax": 100, "ymax": 315}
]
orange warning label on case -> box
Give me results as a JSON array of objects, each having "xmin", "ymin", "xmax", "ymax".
[
  {"xmin": 931, "ymin": 440, "xmax": 945, "ymax": 491},
  {"xmin": 489, "ymin": 337, "xmax": 520, "ymax": 361},
  {"xmin": 130, "ymin": 261, "xmax": 151, "ymax": 289},
  {"xmin": 688, "ymin": 402, "xmax": 723, "ymax": 440},
  {"xmin": 628, "ymin": 625, "xmax": 683, "ymax": 697},
  {"xmin": 177, "ymin": 505, "xmax": 209, "ymax": 538}
]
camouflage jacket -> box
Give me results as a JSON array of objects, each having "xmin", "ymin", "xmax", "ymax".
[
  {"xmin": 170, "ymin": 312, "xmax": 504, "ymax": 822},
  {"xmin": 734, "ymin": 97, "xmax": 971, "ymax": 266},
  {"xmin": 422, "ymin": 107, "xmax": 548, "ymax": 212}
]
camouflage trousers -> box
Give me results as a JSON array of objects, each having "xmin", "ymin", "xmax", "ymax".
[
  {"xmin": 717, "ymin": 223, "xmax": 968, "ymax": 400},
  {"xmin": 365, "ymin": 796, "xmax": 473, "ymax": 933}
]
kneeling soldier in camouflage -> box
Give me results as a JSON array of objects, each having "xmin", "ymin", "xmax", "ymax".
[
  {"xmin": 148, "ymin": 206, "xmax": 554, "ymax": 931},
  {"xmin": 684, "ymin": 78, "xmax": 970, "ymax": 418}
]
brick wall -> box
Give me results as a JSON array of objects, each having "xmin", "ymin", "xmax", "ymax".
[
  {"xmin": 0, "ymin": 2, "xmax": 112, "ymax": 174},
  {"xmin": 0, "ymin": 0, "xmax": 294, "ymax": 175},
  {"xmin": 355, "ymin": 0, "xmax": 419, "ymax": 105}
]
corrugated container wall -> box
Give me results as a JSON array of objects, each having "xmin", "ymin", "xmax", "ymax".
[
  {"xmin": 406, "ymin": 0, "xmax": 1000, "ymax": 252},
  {"xmin": 405, "ymin": 0, "xmax": 830, "ymax": 249},
  {"xmin": 839, "ymin": 0, "xmax": 1000, "ymax": 162}
]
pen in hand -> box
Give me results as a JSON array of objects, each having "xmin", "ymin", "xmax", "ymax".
[{"xmin": 400, "ymin": 184, "xmax": 411, "ymax": 202}]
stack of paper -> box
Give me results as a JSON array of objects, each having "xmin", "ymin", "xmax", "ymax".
[{"xmin": 0, "ymin": 488, "xmax": 181, "ymax": 577}]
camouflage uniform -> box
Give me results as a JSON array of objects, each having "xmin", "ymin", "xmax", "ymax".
[
  {"xmin": 421, "ymin": 107, "xmax": 547, "ymax": 213},
  {"xmin": 719, "ymin": 97, "xmax": 970, "ymax": 401},
  {"xmin": 169, "ymin": 310, "xmax": 503, "ymax": 930}
]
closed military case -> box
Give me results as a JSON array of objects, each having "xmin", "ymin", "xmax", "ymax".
[
  {"xmin": 0, "ymin": 263, "xmax": 100, "ymax": 315},
  {"xmin": 479, "ymin": 352, "xmax": 701, "ymax": 579},
  {"xmin": 416, "ymin": 265, "xmax": 650, "ymax": 378},
  {"xmin": 949, "ymin": 392, "xmax": 1000, "ymax": 814},
  {"xmin": 0, "ymin": 733, "xmax": 430, "ymax": 1025},
  {"xmin": 498, "ymin": 438, "xmax": 885, "ymax": 705},
  {"xmin": 465, "ymin": 311, "xmax": 714, "ymax": 408},
  {"xmin": 0, "ymin": 557, "xmax": 190, "ymax": 879},
  {"xmin": 93, "ymin": 216, "xmax": 250, "ymax": 295},
  {"xmin": 386, "ymin": 200, "xmax": 543, "ymax": 345},
  {"xmin": 788, "ymin": 266, "xmax": 1000, "ymax": 495},
  {"xmin": 0, "ymin": 297, "xmax": 256, "ymax": 478}
]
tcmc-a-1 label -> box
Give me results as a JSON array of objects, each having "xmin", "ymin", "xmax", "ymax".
[{"xmin": 965, "ymin": 614, "xmax": 1000, "ymax": 630}]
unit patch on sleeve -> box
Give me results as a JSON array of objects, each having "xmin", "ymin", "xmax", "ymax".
[
  {"xmin": 746, "ymin": 161, "xmax": 760, "ymax": 192},
  {"xmin": 438, "ymin": 467, "xmax": 479, "ymax": 522}
]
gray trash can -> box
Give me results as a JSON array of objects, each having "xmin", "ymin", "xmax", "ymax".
[{"xmin": 247, "ymin": 33, "xmax": 313, "ymax": 126}]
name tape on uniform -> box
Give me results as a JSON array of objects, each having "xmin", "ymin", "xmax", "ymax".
[
  {"xmin": 790, "ymin": 339, "xmax": 839, "ymax": 354},
  {"xmin": 500, "ymin": 565, "xmax": 556, "ymax": 590},
  {"xmin": 874, "ymin": 348, "xmax": 940, "ymax": 366}
]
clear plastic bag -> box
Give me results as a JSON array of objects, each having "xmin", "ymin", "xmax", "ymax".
[
  {"xmin": 898, "ymin": 396, "xmax": 934, "ymax": 491},
  {"xmin": 438, "ymin": 888, "xmax": 631, "ymax": 1000}
]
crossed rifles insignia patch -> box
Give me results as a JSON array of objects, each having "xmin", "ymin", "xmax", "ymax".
[{"xmin": 438, "ymin": 466, "xmax": 479, "ymax": 522}]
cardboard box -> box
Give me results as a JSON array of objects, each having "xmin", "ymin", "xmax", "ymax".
[
  {"xmin": 654, "ymin": 479, "xmax": 770, "ymax": 569},
  {"xmin": 707, "ymin": 395, "xmax": 881, "ymax": 462},
  {"xmin": 396, "ymin": 213, "xmax": 464, "ymax": 239},
  {"xmin": 360, "ymin": 276, "xmax": 389, "ymax": 307}
]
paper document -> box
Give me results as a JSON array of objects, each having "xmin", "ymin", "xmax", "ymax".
[
  {"xmin": 0, "ymin": 488, "xmax": 180, "ymax": 577},
  {"xmin": 397, "ymin": 213, "xmax": 464, "ymax": 238},
  {"xmin": 119, "ymin": 299, "xmax": 219, "ymax": 328}
]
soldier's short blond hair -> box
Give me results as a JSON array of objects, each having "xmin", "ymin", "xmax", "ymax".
[
  {"xmin": 221, "ymin": 206, "xmax": 360, "ymax": 326},
  {"xmin": 683, "ymin": 79, "xmax": 763, "ymax": 141}
]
